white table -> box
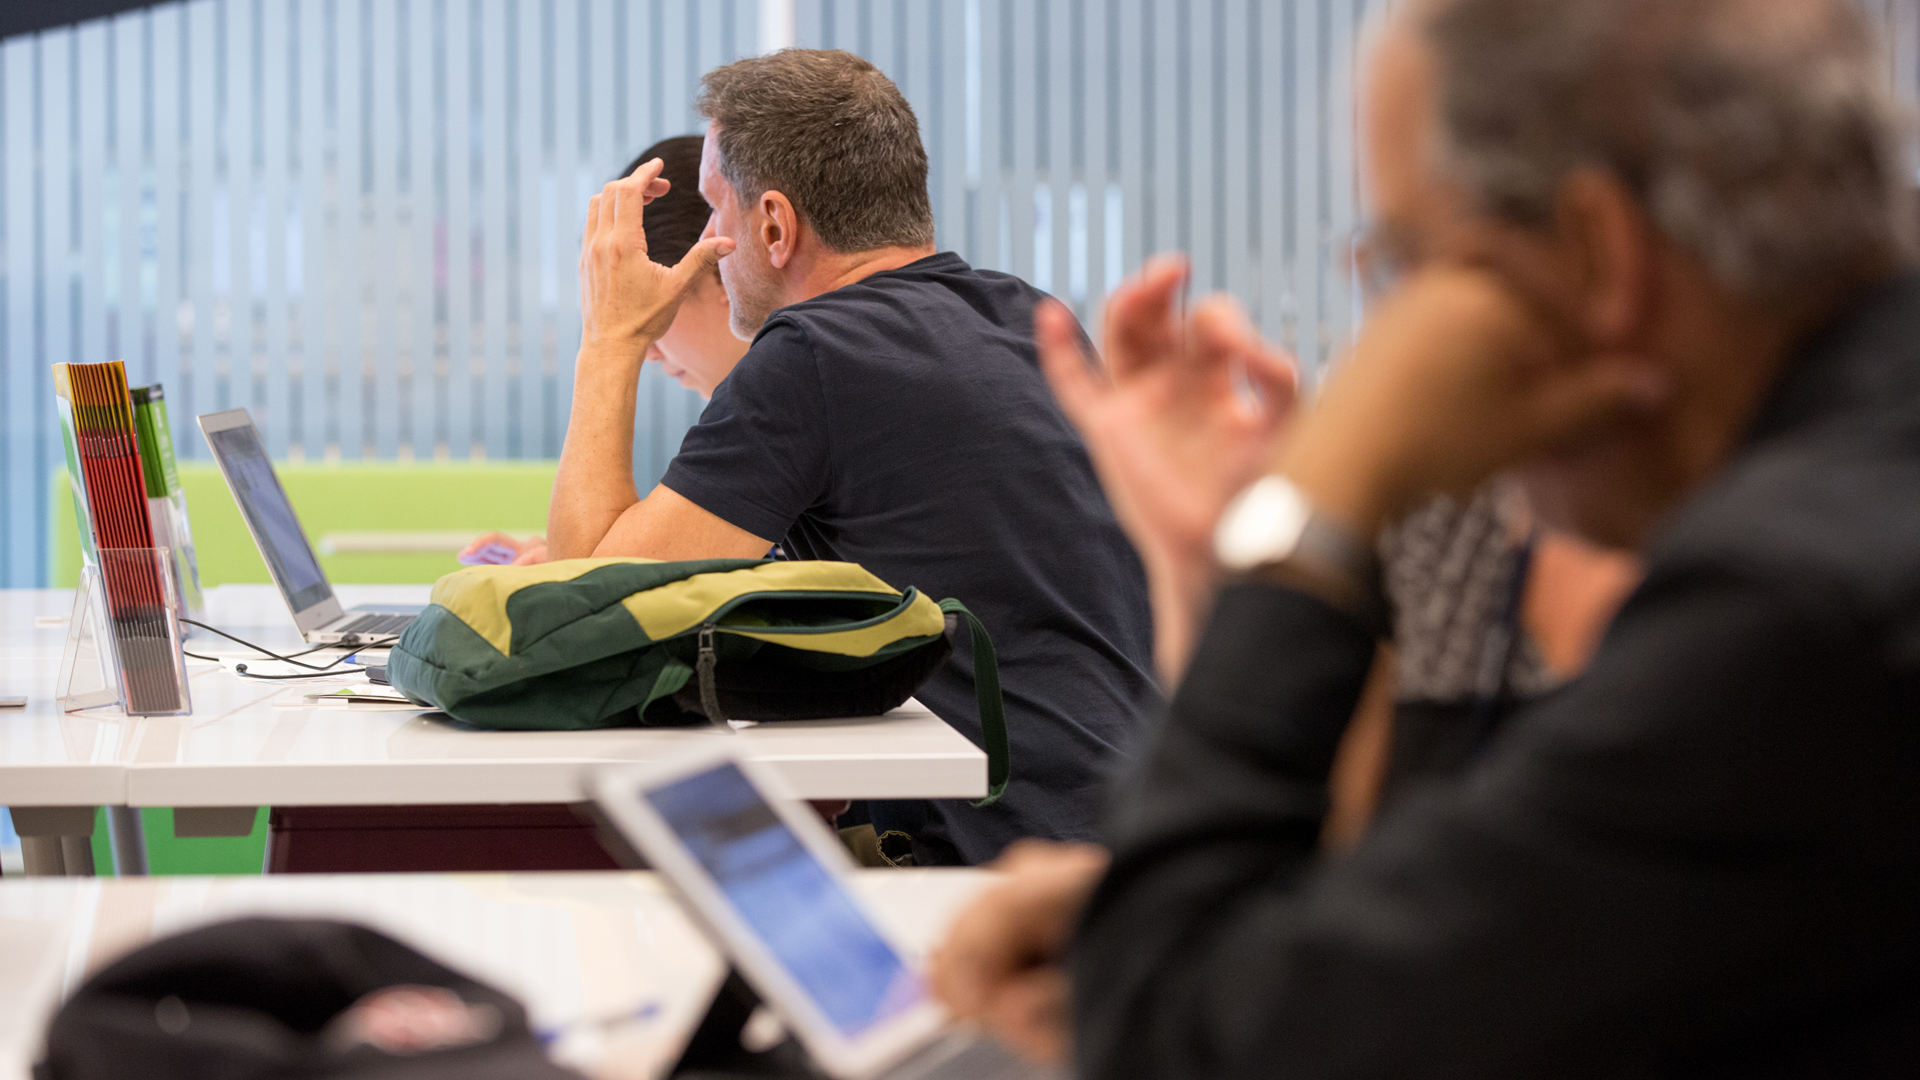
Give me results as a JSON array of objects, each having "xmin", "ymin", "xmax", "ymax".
[
  {"xmin": 0, "ymin": 590, "xmax": 127, "ymax": 808},
  {"xmin": 2, "ymin": 585, "xmax": 988, "ymax": 873},
  {"xmin": 0, "ymin": 867, "xmax": 998, "ymax": 1080}
]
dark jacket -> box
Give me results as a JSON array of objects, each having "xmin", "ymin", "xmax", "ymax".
[{"xmin": 1072, "ymin": 272, "xmax": 1920, "ymax": 1079}]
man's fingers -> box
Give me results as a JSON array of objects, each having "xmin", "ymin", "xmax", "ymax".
[
  {"xmin": 927, "ymin": 939, "xmax": 997, "ymax": 1019},
  {"xmin": 583, "ymin": 193, "xmax": 603, "ymax": 250},
  {"xmin": 930, "ymin": 853, "xmax": 1066, "ymax": 1017},
  {"xmin": 459, "ymin": 531, "xmax": 512, "ymax": 557},
  {"xmin": 612, "ymin": 159, "xmax": 667, "ymax": 256},
  {"xmin": 1527, "ymin": 355, "xmax": 1669, "ymax": 451},
  {"xmin": 667, "ymin": 235, "xmax": 735, "ymax": 293},
  {"xmin": 929, "ymin": 842, "xmax": 1106, "ymax": 1069},
  {"xmin": 1187, "ymin": 295, "xmax": 1262, "ymax": 377},
  {"xmin": 926, "ymin": 947, "xmax": 978, "ymax": 1018},
  {"xmin": 982, "ymin": 967, "xmax": 1072, "ymax": 1066},
  {"xmin": 1184, "ymin": 296, "xmax": 1301, "ymax": 432},
  {"xmin": 621, "ymin": 156, "xmax": 666, "ymax": 187},
  {"xmin": 931, "ymin": 886, "xmax": 1029, "ymax": 1010},
  {"xmin": 930, "ymin": 840, "xmax": 1109, "ymax": 1025},
  {"xmin": 1104, "ymin": 255, "xmax": 1189, "ymax": 376},
  {"xmin": 1035, "ymin": 301, "xmax": 1106, "ymax": 426},
  {"xmin": 1244, "ymin": 343, "xmax": 1302, "ymax": 420}
]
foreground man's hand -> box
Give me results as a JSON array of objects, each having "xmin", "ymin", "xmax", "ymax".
[
  {"xmin": 929, "ymin": 841, "xmax": 1110, "ymax": 1066},
  {"xmin": 1281, "ymin": 267, "xmax": 1669, "ymax": 535},
  {"xmin": 1037, "ymin": 255, "xmax": 1298, "ymax": 681},
  {"xmin": 577, "ymin": 157, "xmax": 734, "ymax": 359}
]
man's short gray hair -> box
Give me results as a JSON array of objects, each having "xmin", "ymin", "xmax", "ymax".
[
  {"xmin": 1420, "ymin": 0, "xmax": 1913, "ymax": 295},
  {"xmin": 697, "ymin": 49, "xmax": 935, "ymax": 253}
]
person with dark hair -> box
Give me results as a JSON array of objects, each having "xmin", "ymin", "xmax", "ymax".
[
  {"xmin": 460, "ymin": 134, "xmax": 747, "ymax": 567},
  {"xmin": 929, "ymin": 0, "xmax": 1920, "ymax": 1074},
  {"xmin": 617, "ymin": 135, "xmax": 751, "ymax": 400},
  {"xmin": 612, "ymin": 137, "xmax": 711, "ymax": 263},
  {"xmin": 545, "ymin": 49, "xmax": 1177, "ymax": 866}
]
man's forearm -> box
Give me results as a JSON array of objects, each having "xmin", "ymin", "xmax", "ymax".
[
  {"xmin": 548, "ymin": 344, "xmax": 647, "ymax": 559},
  {"xmin": 1139, "ymin": 548, "xmax": 1219, "ymax": 689}
]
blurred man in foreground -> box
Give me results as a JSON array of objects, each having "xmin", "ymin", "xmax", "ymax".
[{"xmin": 933, "ymin": 0, "xmax": 1920, "ymax": 1074}]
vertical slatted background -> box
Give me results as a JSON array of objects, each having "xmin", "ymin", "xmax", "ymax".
[{"xmin": 3, "ymin": 0, "xmax": 1920, "ymax": 588}]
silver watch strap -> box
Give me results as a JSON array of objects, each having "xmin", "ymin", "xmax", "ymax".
[{"xmin": 1240, "ymin": 511, "xmax": 1389, "ymax": 636}]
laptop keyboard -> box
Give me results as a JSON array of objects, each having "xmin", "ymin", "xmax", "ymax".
[{"xmin": 331, "ymin": 613, "xmax": 416, "ymax": 639}]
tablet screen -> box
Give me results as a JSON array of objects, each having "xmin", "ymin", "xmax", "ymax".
[{"xmin": 645, "ymin": 762, "xmax": 927, "ymax": 1038}]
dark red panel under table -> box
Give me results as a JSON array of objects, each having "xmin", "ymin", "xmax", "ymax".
[{"xmin": 267, "ymin": 804, "xmax": 623, "ymax": 873}]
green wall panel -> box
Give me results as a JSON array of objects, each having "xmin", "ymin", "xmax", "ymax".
[{"xmin": 52, "ymin": 461, "xmax": 556, "ymax": 589}]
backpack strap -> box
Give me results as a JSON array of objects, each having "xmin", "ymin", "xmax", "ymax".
[{"xmin": 939, "ymin": 599, "xmax": 1008, "ymax": 807}]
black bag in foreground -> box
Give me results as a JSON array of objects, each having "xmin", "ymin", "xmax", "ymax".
[{"xmin": 36, "ymin": 917, "xmax": 584, "ymax": 1080}]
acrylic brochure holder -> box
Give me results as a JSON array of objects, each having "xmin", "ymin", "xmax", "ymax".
[{"xmin": 57, "ymin": 547, "xmax": 193, "ymax": 717}]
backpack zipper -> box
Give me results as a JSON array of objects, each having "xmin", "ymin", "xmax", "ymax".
[
  {"xmin": 695, "ymin": 623, "xmax": 731, "ymax": 733},
  {"xmin": 694, "ymin": 587, "xmax": 922, "ymax": 637}
]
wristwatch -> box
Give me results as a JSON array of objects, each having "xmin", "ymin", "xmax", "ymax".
[{"xmin": 1213, "ymin": 475, "xmax": 1389, "ymax": 634}]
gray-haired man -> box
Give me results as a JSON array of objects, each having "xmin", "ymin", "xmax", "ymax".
[
  {"xmin": 546, "ymin": 50, "xmax": 1173, "ymax": 865},
  {"xmin": 931, "ymin": 0, "xmax": 1920, "ymax": 1074}
]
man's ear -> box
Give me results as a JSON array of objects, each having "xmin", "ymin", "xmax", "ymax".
[
  {"xmin": 1555, "ymin": 169, "xmax": 1655, "ymax": 350},
  {"xmin": 761, "ymin": 190, "xmax": 801, "ymax": 270}
]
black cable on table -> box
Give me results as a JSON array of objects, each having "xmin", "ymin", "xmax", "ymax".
[
  {"xmin": 180, "ymin": 618, "xmax": 400, "ymax": 680},
  {"xmin": 224, "ymin": 662, "xmax": 382, "ymax": 680},
  {"xmin": 181, "ymin": 637, "xmax": 334, "ymax": 663}
]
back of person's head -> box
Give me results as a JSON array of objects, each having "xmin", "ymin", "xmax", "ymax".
[
  {"xmin": 1416, "ymin": 0, "xmax": 1911, "ymax": 297},
  {"xmin": 695, "ymin": 48, "xmax": 935, "ymax": 253},
  {"xmin": 620, "ymin": 134, "xmax": 711, "ymax": 266}
]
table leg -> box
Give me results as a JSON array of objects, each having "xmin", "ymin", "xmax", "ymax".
[
  {"xmin": 19, "ymin": 837, "xmax": 65, "ymax": 876},
  {"xmin": 9, "ymin": 807, "xmax": 99, "ymax": 877},
  {"xmin": 106, "ymin": 806, "xmax": 149, "ymax": 876},
  {"xmin": 59, "ymin": 836, "xmax": 96, "ymax": 875}
]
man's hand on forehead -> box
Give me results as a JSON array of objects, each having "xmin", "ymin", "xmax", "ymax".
[
  {"xmin": 598, "ymin": 162, "xmax": 672, "ymax": 231},
  {"xmin": 583, "ymin": 158, "xmax": 673, "ymax": 259},
  {"xmin": 576, "ymin": 156, "xmax": 734, "ymax": 357}
]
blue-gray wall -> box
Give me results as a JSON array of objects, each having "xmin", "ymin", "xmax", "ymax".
[{"xmin": 4, "ymin": 0, "xmax": 1918, "ymax": 587}]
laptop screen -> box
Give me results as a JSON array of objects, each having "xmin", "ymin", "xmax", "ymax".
[
  {"xmin": 644, "ymin": 761, "xmax": 928, "ymax": 1038},
  {"xmin": 203, "ymin": 421, "xmax": 333, "ymax": 615}
]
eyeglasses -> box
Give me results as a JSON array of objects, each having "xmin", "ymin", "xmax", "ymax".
[{"xmin": 1351, "ymin": 220, "xmax": 1426, "ymax": 304}]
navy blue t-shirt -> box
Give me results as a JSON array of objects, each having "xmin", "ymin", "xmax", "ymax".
[{"xmin": 660, "ymin": 252, "xmax": 1158, "ymax": 864}]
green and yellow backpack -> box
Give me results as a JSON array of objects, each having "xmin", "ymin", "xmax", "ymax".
[{"xmin": 385, "ymin": 558, "xmax": 1007, "ymax": 803}]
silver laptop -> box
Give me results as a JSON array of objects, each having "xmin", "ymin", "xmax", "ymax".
[
  {"xmin": 588, "ymin": 746, "xmax": 1055, "ymax": 1080},
  {"xmin": 196, "ymin": 408, "xmax": 423, "ymax": 645}
]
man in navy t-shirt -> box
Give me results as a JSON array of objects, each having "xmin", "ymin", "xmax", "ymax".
[{"xmin": 547, "ymin": 48, "xmax": 1155, "ymax": 864}]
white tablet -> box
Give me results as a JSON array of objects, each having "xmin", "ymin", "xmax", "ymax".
[{"xmin": 586, "ymin": 747, "xmax": 949, "ymax": 1080}]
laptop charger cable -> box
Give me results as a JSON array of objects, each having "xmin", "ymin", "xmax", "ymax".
[{"xmin": 179, "ymin": 619, "xmax": 400, "ymax": 680}]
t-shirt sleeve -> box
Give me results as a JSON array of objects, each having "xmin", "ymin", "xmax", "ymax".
[{"xmin": 659, "ymin": 317, "xmax": 831, "ymax": 542}]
